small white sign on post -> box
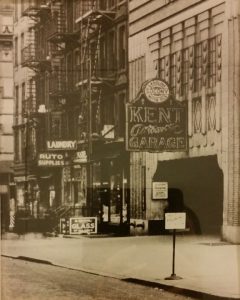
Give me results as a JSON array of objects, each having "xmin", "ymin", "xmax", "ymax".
[
  {"xmin": 165, "ymin": 213, "xmax": 186, "ymax": 230},
  {"xmin": 152, "ymin": 182, "xmax": 168, "ymax": 199}
]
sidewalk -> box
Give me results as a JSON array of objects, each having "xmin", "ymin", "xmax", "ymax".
[{"xmin": 1, "ymin": 232, "xmax": 240, "ymax": 299}]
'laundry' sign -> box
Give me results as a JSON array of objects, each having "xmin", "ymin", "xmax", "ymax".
[
  {"xmin": 126, "ymin": 79, "xmax": 187, "ymax": 152},
  {"xmin": 47, "ymin": 140, "xmax": 77, "ymax": 150}
]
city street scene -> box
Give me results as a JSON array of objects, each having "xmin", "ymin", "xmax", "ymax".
[{"xmin": 0, "ymin": 0, "xmax": 240, "ymax": 299}]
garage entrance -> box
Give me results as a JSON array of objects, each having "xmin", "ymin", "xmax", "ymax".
[{"xmin": 153, "ymin": 155, "xmax": 223, "ymax": 234}]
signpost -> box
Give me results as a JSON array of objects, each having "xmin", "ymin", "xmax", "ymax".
[{"xmin": 165, "ymin": 212, "xmax": 186, "ymax": 280}]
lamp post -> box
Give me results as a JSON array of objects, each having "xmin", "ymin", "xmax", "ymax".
[
  {"xmin": 24, "ymin": 111, "xmax": 29, "ymax": 212},
  {"xmin": 88, "ymin": 58, "xmax": 93, "ymax": 216}
]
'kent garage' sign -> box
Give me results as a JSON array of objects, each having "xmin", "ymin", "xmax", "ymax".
[{"xmin": 126, "ymin": 79, "xmax": 187, "ymax": 152}]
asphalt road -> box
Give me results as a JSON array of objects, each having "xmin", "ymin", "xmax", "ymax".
[{"xmin": 1, "ymin": 257, "xmax": 196, "ymax": 300}]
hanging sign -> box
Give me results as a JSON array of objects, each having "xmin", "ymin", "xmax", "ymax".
[{"xmin": 126, "ymin": 79, "xmax": 187, "ymax": 152}]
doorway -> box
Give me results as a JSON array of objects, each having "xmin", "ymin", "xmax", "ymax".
[{"xmin": 153, "ymin": 155, "xmax": 223, "ymax": 234}]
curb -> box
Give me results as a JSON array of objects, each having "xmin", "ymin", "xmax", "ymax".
[
  {"xmin": 122, "ymin": 278, "xmax": 238, "ymax": 300},
  {"xmin": 2, "ymin": 254, "xmax": 239, "ymax": 300},
  {"xmin": 2, "ymin": 254, "xmax": 53, "ymax": 265}
]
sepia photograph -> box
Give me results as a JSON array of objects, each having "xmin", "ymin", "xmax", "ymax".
[{"xmin": 0, "ymin": 0, "xmax": 240, "ymax": 299}]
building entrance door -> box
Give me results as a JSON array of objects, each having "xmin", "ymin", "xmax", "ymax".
[{"xmin": 154, "ymin": 155, "xmax": 223, "ymax": 234}]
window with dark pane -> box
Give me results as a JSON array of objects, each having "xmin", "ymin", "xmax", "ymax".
[
  {"xmin": 194, "ymin": 42, "xmax": 202, "ymax": 92},
  {"xmin": 119, "ymin": 25, "xmax": 126, "ymax": 70},
  {"xmin": 159, "ymin": 57, "xmax": 165, "ymax": 80},
  {"xmin": 208, "ymin": 37, "xmax": 216, "ymax": 88},
  {"xmin": 170, "ymin": 53, "xmax": 176, "ymax": 95},
  {"xmin": 182, "ymin": 48, "xmax": 189, "ymax": 99},
  {"xmin": 117, "ymin": 93, "xmax": 125, "ymax": 138}
]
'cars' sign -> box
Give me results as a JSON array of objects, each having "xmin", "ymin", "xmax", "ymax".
[{"xmin": 126, "ymin": 79, "xmax": 187, "ymax": 152}]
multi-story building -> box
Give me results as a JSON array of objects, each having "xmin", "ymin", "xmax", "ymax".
[
  {"xmin": 0, "ymin": 1, "xmax": 14, "ymax": 232},
  {"xmin": 128, "ymin": 0, "xmax": 240, "ymax": 243},
  {"xmin": 13, "ymin": 0, "xmax": 129, "ymax": 233}
]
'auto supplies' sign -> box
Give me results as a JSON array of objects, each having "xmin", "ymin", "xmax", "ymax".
[
  {"xmin": 38, "ymin": 153, "xmax": 65, "ymax": 167},
  {"xmin": 126, "ymin": 79, "xmax": 188, "ymax": 152},
  {"xmin": 69, "ymin": 217, "xmax": 97, "ymax": 235}
]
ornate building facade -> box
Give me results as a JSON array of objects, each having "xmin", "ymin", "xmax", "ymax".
[{"xmin": 128, "ymin": 0, "xmax": 240, "ymax": 243}]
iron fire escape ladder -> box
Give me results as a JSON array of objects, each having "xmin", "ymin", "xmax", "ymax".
[
  {"xmin": 92, "ymin": 23, "xmax": 101, "ymax": 79},
  {"xmin": 81, "ymin": 15, "xmax": 91, "ymax": 68}
]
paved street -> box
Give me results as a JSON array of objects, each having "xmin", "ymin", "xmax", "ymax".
[
  {"xmin": 1, "ymin": 256, "xmax": 197, "ymax": 300},
  {"xmin": 1, "ymin": 233, "xmax": 240, "ymax": 299}
]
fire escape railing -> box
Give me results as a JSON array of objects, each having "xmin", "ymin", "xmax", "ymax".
[
  {"xmin": 47, "ymin": 11, "xmax": 66, "ymax": 39},
  {"xmin": 49, "ymin": 69, "xmax": 67, "ymax": 96},
  {"xmin": 21, "ymin": 43, "xmax": 36, "ymax": 65}
]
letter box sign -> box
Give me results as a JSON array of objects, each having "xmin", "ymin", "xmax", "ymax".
[
  {"xmin": 38, "ymin": 153, "xmax": 65, "ymax": 167},
  {"xmin": 69, "ymin": 217, "xmax": 97, "ymax": 235},
  {"xmin": 126, "ymin": 79, "xmax": 188, "ymax": 152}
]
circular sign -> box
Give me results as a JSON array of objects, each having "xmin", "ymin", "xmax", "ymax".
[{"xmin": 144, "ymin": 79, "xmax": 170, "ymax": 103}]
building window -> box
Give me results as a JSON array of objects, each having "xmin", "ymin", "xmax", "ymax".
[
  {"xmin": 194, "ymin": 43, "xmax": 202, "ymax": 92},
  {"xmin": 14, "ymin": 36, "xmax": 18, "ymax": 66},
  {"xmin": 20, "ymin": 0, "xmax": 24, "ymax": 15},
  {"xmin": 108, "ymin": 31, "xmax": 115, "ymax": 72},
  {"xmin": 51, "ymin": 115, "xmax": 62, "ymax": 140},
  {"xmin": 14, "ymin": 130, "xmax": 19, "ymax": 162},
  {"xmin": 182, "ymin": 48, "xmax": 189, "ymax": 99},
  {"xmin": 74, "ymin": 50, "xmax": 80, "ymax": 83},
  {"xmin": 22, "ymin": 82, "xmax": 26, "ymax": 116},
  {"xmin": 20, "ymin": 33, "xmax": 24, "ymax": 64},
  {"xmin": 159, "ymin": 57, "xmax": 165, "ymax": 80},
  {"xmin": 108, "ymin": 0, "xmax": 115, "ymax": 8},
  {"xmin": 170, "ymin": 53, "xmax": 176, "ymax": 95},
  {"xmin": 14, "ymin": 0, "xmax": 18, "ymax": 21},
  {"xmin": 207, "ymin": 95, "xmax": 216, "ymax": 130},
  {"xmin": 66, "ymin": 53, "xmax": 73, "ymax": 89},
  {"xmin": 100, "ymin": 37, "xmax": 107, "ymax": 76},
  {"xmin": 119, "ymin": 25, "xmax": 126, "ymax": 70},
  {"xmin": 99, "ymin": 0, "xmax": 107, "ymax": 9},
  {"xmin": 208, "ymin": 37, "xmax": 216, "ymax": 88},
  {"xmin": 193, "ymin": 97, "xmax": 202, "ymax": 133},
  {"xmin": 117, "ymin": 93, "xmax": 125, "ymax": 137}
]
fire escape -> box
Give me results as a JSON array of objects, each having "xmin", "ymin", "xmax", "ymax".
[
  {"xmin": 75, "ymin": 0, "xmax": 116, "ymax": 144},
  {"xmin": 46, "ymin": 0, "xmax": 116, "ymax": 143},
  {"xmin": 21, "ymin": 1, "xmax": 52, "ymax": 158}
]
